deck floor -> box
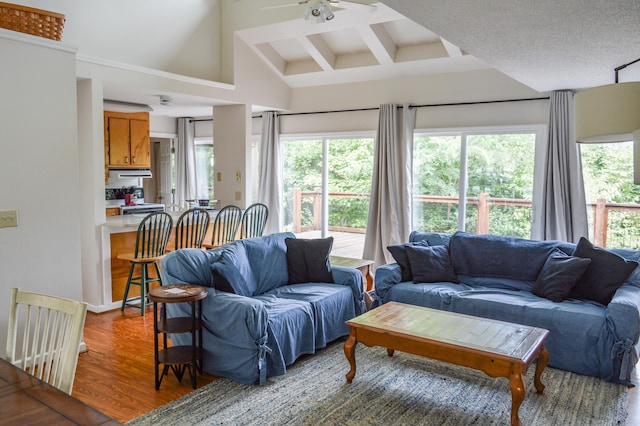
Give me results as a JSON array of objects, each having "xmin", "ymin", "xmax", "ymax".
[{"xmin": 296, "ymin": 230, "xmax": 367, "ymax": 259}]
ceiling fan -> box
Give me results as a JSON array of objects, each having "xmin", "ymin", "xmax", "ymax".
[{"xmin": 261, "ymin": 0, "xmax": 376, "ymax": 22}]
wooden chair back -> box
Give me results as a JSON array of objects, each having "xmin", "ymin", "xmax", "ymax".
[
  {"xmin": 209, "ymin": 205, "xmax": 242, "ymax": 247},
  {"xmin": 133, "ymin": 211, "xmax": 173, "ymax": 258},
  {"xmin": 175, "ymin": 207, "xmax": 210, "ymax": 249},
  {"xmin": 240, "ymin": 203, "xmax": 269, "ymax": 239},
  {"xmin": 6, "ymin": 288, "xmax": 88, "ymax": 395}
]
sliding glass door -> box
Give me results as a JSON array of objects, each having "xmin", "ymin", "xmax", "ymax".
[{"xmin": 283, "ymin": 136, "xmax": 374, "ymax": 257}]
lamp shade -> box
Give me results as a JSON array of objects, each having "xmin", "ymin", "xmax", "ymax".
[{"xmin": 574, "ymin": 82, "xmax": 640, "ymax": 143}]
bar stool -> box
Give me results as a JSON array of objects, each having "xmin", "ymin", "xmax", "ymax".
[
  {"xmin": 118, "ymin": 211, "xmax": 173, "ymax": 315},
  {"xmin": 174, "ymin": 207, "xmax": 210, "ymax": 250},
  {"xmin": 203, "ymin": 205, "xmax": 242, "ymax": 249}
]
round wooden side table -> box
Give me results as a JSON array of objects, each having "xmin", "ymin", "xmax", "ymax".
[{"xmin": 148, "ymin": 284, "xmax": 207, "ymax": 390}]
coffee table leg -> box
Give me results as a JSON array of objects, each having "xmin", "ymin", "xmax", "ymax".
[
  {"xmin": 509, "ymin": 364, "xmax": 525, "ymax": 426},
  {"xmin": 344, "ymin": 329, "xmax": 357, "ymax": 383},
  {"xmin": 534, "ymin": 344, "xmax": 548, "ymax": 393}
]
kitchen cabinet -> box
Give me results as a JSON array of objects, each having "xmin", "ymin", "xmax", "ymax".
[
  {"xmin": 106, "ymin": 207, "xmax": 120, "ymax": 217},
  {"xmin": 104, "ymin": 111, "xmax": 150, "ymax": 168}
]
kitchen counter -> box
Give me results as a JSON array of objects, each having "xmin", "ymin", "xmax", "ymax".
[
  {"xmin": 102, "ymin": 209, "xmax": 220, "ymax": 306},
  {"xmin": 104, "ymin": 210, "xmax": 219, "ymax": 232}
]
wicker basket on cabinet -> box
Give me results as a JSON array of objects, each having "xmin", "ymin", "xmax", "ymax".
[{"xmin": 0, "ymin": 2, "xmax": 65, "ymax": 41}]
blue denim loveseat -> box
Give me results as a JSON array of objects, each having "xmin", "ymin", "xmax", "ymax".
[
  {"xmin": 160, "ymin": 232, "xmax": 365, "ymax": 385},
  {"xmin": 373, "ymin": 231, "xmax": 640, "ymax": 384}
]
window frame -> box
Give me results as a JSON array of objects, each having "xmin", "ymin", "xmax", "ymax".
[{"xmin": 412, "ymin": 124, "xmax": 546, "ymax": 234}]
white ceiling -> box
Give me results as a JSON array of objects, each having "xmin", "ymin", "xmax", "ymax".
[
  {"xmin": 380, "ymin": 0, "xmax": 640, "ymax": 91},
  {"xmin": 96, "ymin": 0, "xmax": 640, "ymax": 117}
]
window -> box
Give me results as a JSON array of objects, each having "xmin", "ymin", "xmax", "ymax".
[
  {"xmin": 194, "ymin": 139, "xmax": 214, "ymax": 202},
  {"xmin": 581, "ymin": 141, "xmax": 640, "ymax": 249},
  {"xmin": 282, "ymin": 135, "xmax": 374, "ymax": 257},
  {"xmin": 413, "ymin": 129, "xmax": 539, "ymax": 238}
]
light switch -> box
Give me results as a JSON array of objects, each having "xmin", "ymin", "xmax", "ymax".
[
  {"xmin": 235, "ymin": 191, "xmax": 242, "ymax": 201},
  {"xmin": 0, "ymin": 210, "xmax": 18, "ymax": 228}
]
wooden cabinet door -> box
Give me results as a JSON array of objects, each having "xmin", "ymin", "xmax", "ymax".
[
  {"xmin": 108, "ymin": 116, "xmax": 131, "ymax": 167},
  {"xmin": 129, "ymin": 118, "xmax": 150, "ymax": 167}
]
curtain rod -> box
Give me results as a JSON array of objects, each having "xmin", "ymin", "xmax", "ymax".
[
  {"xmin": 188, "ymin": 97, "xmax": 549, "ymax": 121},
  {"xmin": 251, "ymin": 96, "xmax": 549, "ymax": 118}
]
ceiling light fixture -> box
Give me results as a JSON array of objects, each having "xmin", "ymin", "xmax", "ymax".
[
  {"xmin": 159, "ymin": 95, "xmax": 174, "ymax": 106},
  {"xmin": 303, "ymin": 1, "xmax": 334, "ymax": 23},
  {"xmin": 574, "ymin": 57, "xmax": 640, "ymax": 183}
]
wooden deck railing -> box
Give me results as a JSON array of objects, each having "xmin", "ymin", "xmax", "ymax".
[{"xmin": 292, "ymin": 188, "xmax": 640, "ymax": 248}]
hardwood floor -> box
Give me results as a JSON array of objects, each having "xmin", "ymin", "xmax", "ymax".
[
  {"xmin": 73, "ymin": 307, "xmax": 640, "ymax": 425},
  {"xmin": 72, "ymin": 308, "xmax": 217, "ymax": 424}
]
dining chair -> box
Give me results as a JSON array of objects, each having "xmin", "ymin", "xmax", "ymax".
[
  {"xmin": 6, "ymin": 287, "xmax": 88, "ymax": 395},
  {"xmin": 203, "ymin": 204, "xmax": 242, "ymax": 249},
  {"xmin": 239, "ymin": 203, "xmax": 269, "ymax": 239},
  {"xmin": 118, "ymin": 211, "xmax": 173, "ymax": 315},
  {"xmin": 174, "ymin": 207, "xmax": 210, "ymax": 250}
]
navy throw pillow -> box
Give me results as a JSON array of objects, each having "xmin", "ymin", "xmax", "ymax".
[
  {"xmin": 570, "ymin": 237, "xmax": 638, "ymax": 305},
  {"xmin": 285, "ymin": 237, "xmax": 333, "ymax": 284},
  {"xmin": 211, "ymin": 257, "xmax": 251, "ymax": 296},
  {"xmin": 387, "ymin": 240, "xmax": 430, "ymax": 282},
  {"xmin": 405, "ymin": 244, "xmax": 458, "ymax": 284},
  {"xmin": 533, "ymin": 249, "xmax": 591, "ymax": 303}
]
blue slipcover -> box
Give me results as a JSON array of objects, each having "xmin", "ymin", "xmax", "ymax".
[
  {"xmin": 161, "ymin": 232, "xmax": 365, "ymax": 385},
  {"xmin": 373, "ymin": 231, "xmax": 640, "ymax": 384}
]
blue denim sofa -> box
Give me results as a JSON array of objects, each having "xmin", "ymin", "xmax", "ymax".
[
  {"xmin": 160, "ymin": 232, "xmax": 365, "ymax": 385},
  {"xmin": 373, "ymin": 231, "xmax": 640, "ymax": 384}
]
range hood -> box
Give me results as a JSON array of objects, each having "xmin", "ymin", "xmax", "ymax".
[{"xmin": 108, "ymin": 169, "xmax": 153, "ymax": 179}]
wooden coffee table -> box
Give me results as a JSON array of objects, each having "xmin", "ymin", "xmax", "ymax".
[{"xmin": 344, "ymin": 302, "xmax": 549, "ymax": 426}]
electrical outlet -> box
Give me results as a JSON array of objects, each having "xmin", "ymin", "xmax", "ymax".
[
  {"xmin": 235, "ymin": 191, "xmax": 242, "ymax": 201},
  {"xmin": 216, "ymin": 172, "xmax": 222, "ymax": 182},
  {"xmin": 0, "ymin": 210, "xmax": 18, "ymax": 228}
]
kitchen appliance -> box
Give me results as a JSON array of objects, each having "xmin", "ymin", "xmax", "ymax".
[
  {"xmin": 105, "ymin": 186, "xmax": 166, "ymax": 215},
  {"xmin": 108, "ymin": 169, "xmax": 152, "ymax": 179},
  {"xmin": 120, "ymin": 203, "xmax": 165, "ymax": 215}
]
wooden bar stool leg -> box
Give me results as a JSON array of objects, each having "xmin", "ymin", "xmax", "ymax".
[
  {"xmin": 121, "ymin": 263, "xmax": 135, "ymax": 311},
  {"xmin": 140, "ymin": 264, "xmax": 148, "ymax": 316}
]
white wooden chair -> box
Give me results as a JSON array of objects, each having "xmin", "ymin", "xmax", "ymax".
[{"xmin": 5, "ymin": 287, "xmax": 88, "ymax": 395}]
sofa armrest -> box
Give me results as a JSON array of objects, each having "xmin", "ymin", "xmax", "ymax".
[
  {"xmin": 606, "ymin": 283, "xmax": 640, "ymax": 383},
  {"xmin": 371, "ymin": 263, "xmax": 403, "ymax": 308},
  {"xmin": 166, "ymin": 290, "xmax": 271, "ymax": 385},
  {"xmin": 331, "ymin": 265, "xmax": 365, "ymax": 315}
]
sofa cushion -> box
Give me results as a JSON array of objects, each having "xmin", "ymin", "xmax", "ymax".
[
  {"xmin": 533, "ymin": 249, "xmax": 591, "ymax": 303},
  {"xmin": 219, "ymin": 244, "xmax": 259, "ymax": 296},
  {"xmin": 387, "ymin": 240, "xmax": 430, "ymax": 282},
  {"xmin": 211, "ymin": 255, "xmax": 251, "ymax": 296},
  {"xmin": 570, "ymin": 237, "xmax": 638, "ymax": 305},
  {"xmin": 285, "ymin": 237, "xmax": 334, "ymax": 284},
  {"xmin": 406, "ymin": 244, "xmax": 458, "ymax": 283},
  {"xmin": 242, "ymin": 232, "xmax": 292, "ymax": 295},
  {"xmin": 449, "ymin": 232, "xmax": 565, "ymax": 281}
]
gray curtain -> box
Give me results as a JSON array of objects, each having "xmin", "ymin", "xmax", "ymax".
[
  {"xmin": 258, "ymin": 111, "xmax": 282, "ymax": 234},
  {"xmin": 363, "ymin": 104, "xmax": 416, "ymax": 267},
  {"xmin": 175, "ymin": 117, "xmax": 197, "ymax": 208},
  {"xmin": 531, "ymin": 90, "xmax": 588, "ymax": 242}
]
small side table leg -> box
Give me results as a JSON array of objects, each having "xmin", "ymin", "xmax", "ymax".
[
  {"xmin": 153, "ymin": 301, "xmax": 160, "ymax": 390},
  {"xmin": 344, "ymin": 329, "xmax": 357, "ymax": 383}
]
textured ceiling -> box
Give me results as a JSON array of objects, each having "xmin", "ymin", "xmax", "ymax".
[{"xmin": 379, "ymin": 0, "xmax": 640, "ymax": 91}]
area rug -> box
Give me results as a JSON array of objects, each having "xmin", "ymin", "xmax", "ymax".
[{"xmin": 127, "ymin": 339, "xmax": 627, "ymax": 426}]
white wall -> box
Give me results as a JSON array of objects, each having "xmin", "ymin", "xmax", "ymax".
[
  {"xmin": 213, "ymin": 105, "xmax": 252, "ymax": 208},
  {"xmin": 0, "ymin": 32, "xmax": 81, "ymax": 353},
  {"xmin": 19, "ymin": 0, "xmax": 224, "ymax": 81}
]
